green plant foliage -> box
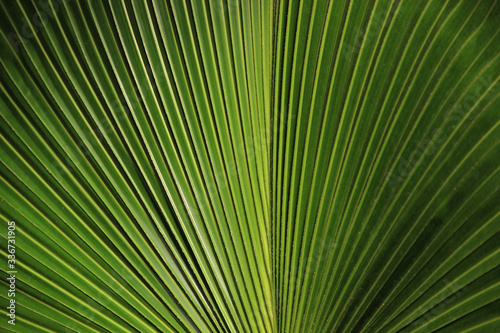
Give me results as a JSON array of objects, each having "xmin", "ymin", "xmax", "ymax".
[{"xmin": 0, "ymin": 0, "xmax": 499, "ymax": 332}]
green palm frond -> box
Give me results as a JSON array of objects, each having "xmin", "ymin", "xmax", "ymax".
[{"xmin": 0, "ymin": 0, "xmax": 499, "ymax": 332}]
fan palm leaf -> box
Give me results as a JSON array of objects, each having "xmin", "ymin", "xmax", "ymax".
[{"xmin": 0, "ymin": 0, "xmax": 499, "ymax": 332}]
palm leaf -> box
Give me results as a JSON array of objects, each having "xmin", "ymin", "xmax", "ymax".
[{"xmin": 0, "ymin": 0, "xmax": 499, "ymax": 332}]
